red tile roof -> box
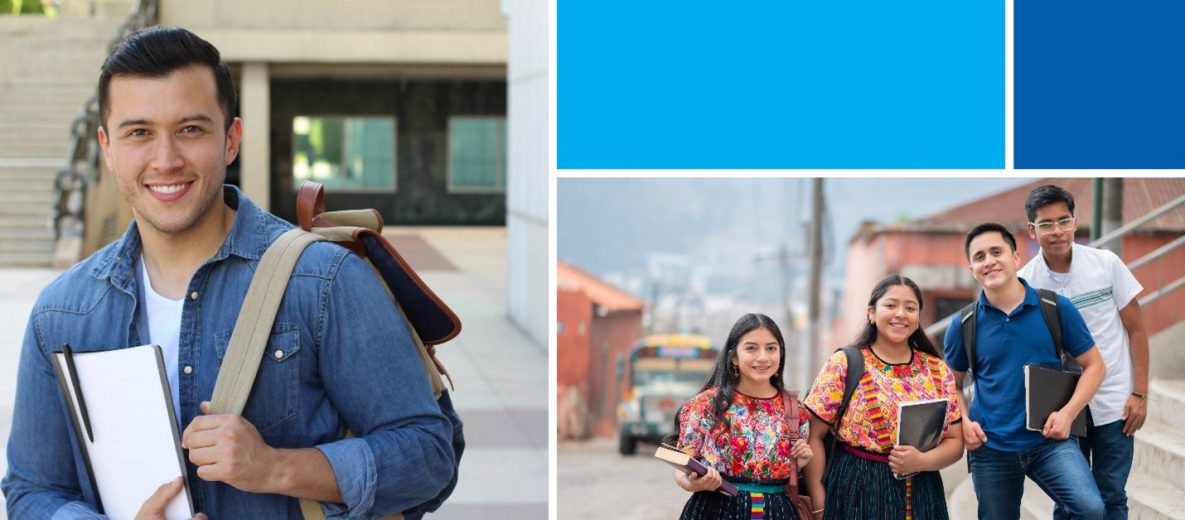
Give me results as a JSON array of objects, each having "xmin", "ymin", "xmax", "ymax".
[
  {"xmin": 557, "ymin": 261, "xmax": 646, "ymax": 312},
  {"xmin": 914, "ymin": 178, "xmax": 1185, "ymax": 233}
]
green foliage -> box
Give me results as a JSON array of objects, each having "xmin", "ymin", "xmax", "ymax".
[{"xmin": 2, "ymin": 0, "xmax": 47, "ymax": 14}]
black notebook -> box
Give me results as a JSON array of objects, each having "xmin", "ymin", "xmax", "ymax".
[
  {"xmin": 896, "ymin": 398, "xmax": 949, "ymax": 451},
  {"xmin": 1024, "ymin": 364, "xmax": 1087, "ymax": 437},
  {"xmin": 893, "ymin": 399, "xmax": 948, "ymax": 479}
]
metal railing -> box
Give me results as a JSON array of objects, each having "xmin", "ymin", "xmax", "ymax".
[
  {"xmin": 51, "ymin": 0, "xmax": 158, "ymax": 248},
  {"xmin": 924, "ymin": 192, "xmax": 1185, "ymax": 340}
]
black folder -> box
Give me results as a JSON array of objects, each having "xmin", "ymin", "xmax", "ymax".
[
  {"xmin": 1024, "ymin": 364, "xmax": 1087, "ymax": 437},
  {"xmin": 894, "ymin": 399, "xmax": 948, "ymax": 479},
  {"xmin": 896, "ymin": 398, "xmax": 949, "ymax": 451}
]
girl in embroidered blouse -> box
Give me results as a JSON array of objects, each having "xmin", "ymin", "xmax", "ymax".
[
  {"xmin": 802, "ymin": 274, "xmax": 964, "ymax": 519},
  {"xmin": 671, "ymin": 313, "xmax": 814, "ymax": 520}
]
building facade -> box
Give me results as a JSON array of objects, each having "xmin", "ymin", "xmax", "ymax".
[
  {"xmin": 557, "ymin": 262, "xmax": 646, "ymax": 439},
  {"xmin": 831, "ymin": 178, "xmax": 1185, "ymax": 356}
]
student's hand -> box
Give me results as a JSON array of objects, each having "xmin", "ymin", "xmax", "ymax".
[
  {"xmin": 962, "ymin": 420, "xmax": 987, "ymax": 451},
  {"xmin": 676, "ymin": 467, "xmax": 723, "ymax": 493},
  {"xmin": 136, "ymin": 477, "xmax": 209, "ymax": 520},
  {"xmin": 1042, "ymin": 410, "xmax": 1073, "ymax": 440},
  {"xmin": 1122, "ymin": 395, "xmax": 1147, "ymax": 436},
  {"xmin": 888, "ymin": 445, "xmax": 930, "ymax": 475},
  {"xmin": 791, "ymin": 439, "xmax": 813, "ymax": 466},
  {"xmin": 182, "ymin": 401, "xmax": 278, "ymax": 494}
]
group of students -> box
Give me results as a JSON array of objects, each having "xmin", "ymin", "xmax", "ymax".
[{"xmin": 669, "ymin": 185, "xmax": 1150, "ymax": 520}]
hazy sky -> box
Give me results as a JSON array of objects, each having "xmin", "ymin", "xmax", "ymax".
[{"xmin": 557, "ymin": 177, "xmax": 1032, "ymax": 290}]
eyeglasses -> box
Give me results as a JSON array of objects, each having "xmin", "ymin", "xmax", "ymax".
[{"xmin": 1031, "ymin": 216, "xmax": 1076, "ymax": 233}]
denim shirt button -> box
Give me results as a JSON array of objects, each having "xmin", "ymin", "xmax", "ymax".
[
  {"xmin": 190, "ymin": 291, "xmax": 199, "ymax": 301},
  {"xmin": 274, "ymin": 349, "xmax": 284, "ymax": 360},
  {"xmin": 183, "ymin": 365, "xmax": 194, "ymax": 375}
]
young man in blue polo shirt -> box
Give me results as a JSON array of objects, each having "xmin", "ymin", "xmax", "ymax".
[{"xmin": 944, "ymin": 223, "xmax": 1107, "ymax": 519}]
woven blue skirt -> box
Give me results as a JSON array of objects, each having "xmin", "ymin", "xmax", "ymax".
[
  {"xmin": 821, "ymin": 445, "xmax": 948, "ymax": 520},
  {"xmin": 680, "ymin": 481, "xmax": 803, "ymax": 520}
]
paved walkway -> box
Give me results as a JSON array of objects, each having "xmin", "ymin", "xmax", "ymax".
[{"xmin": 0, "ymin": 226, "xmax": 547, "ymax": 519}]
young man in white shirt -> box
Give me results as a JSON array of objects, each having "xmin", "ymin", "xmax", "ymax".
[{"xmin": 1018, "ymin": 184, "xmax": 1149, "ymax": 520}]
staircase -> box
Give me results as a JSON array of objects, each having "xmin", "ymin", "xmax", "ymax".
[{"xmin": 0, "ymin": 13, "xmax": 127, "ymax": 267}]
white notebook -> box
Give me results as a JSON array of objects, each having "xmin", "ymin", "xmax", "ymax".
[{"xmin": 52, "ymin": 344, "xmax": 194, "ymax": 520}]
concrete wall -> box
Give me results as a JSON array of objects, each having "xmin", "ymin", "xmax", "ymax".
[
  {"xmin": 505, "ymin": 0, "xmax": 548, "ymax": 346},
  {"xmin": 160, "ymin": 0, "xmax": 507, "ymax": 64},
  {"xmin": 158, "ymin": 1, "xmax": 509, "ymax": 213}
]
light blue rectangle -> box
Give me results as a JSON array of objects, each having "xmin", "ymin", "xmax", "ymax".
[{"xmin": 559, "ymin": 1, "xmax": 1004, "ymax": 169}]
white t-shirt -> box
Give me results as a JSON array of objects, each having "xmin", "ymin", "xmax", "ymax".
[
  {"xmin": 140, "ymin": 257, "xmax": 183, "ymax": 421},
  {"xmin": 1019, "ymin": 242, "xmax": 1143, "ymax": 426}
]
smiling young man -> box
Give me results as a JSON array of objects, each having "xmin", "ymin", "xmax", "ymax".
[
  {"xmin": 2, "ymin": 27, "xmax": 454, "ymax": 519},
  {"xmin": 1018, "ymin": 185, "xmax": 1148, "ymax": 520},
  {"xmin": 943, "ymin": 223, "xmax": 1107, "ymax": 519}
]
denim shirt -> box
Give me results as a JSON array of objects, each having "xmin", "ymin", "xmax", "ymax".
[{"xmin": 2, "ymin": 187, "xmax": 454, "ymax": 519}]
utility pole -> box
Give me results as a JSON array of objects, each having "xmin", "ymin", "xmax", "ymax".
[
  {"xmin": 748, "ymin": 244, "xmax": 796, "ymax": 357},
  {"xmin": 804, "ymin": 179, "xmax": 825, "ymax": 392},
  {"xmin": 778, "ymin": 243, "xmax": 793, "ymax": 344},
  {"xmin": 1102, "ymin": 178, "xmax": 1124, "ymax": 255}
]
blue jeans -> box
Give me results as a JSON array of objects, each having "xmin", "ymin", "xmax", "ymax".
[
  {"xmin": 968, "ymin": 438, "xmax": 1104, "ymax": 519},
  {"xmin": 1053, "ymin": 410, "xmax": 1133, "ymax": 520}
]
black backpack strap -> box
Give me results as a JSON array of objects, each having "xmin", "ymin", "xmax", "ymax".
[
  {"xmin": 1035, "ymin": 288, "xmax": 1081, "ymax": 372},
  {"xmin": 959, "ymin": 302, "xmax": 978, "ymax": 377},
  {"xmin": 837, "ymin": 346, "xmax": 863, "ymax": 424},
  {"xmin": 831, "ymin": 347, "xmax": 863, "ymax": 437},
  {"xmin": 1036, "ymin": 288, "xmax": 1063, "ymax": 358},
  {"xmin": 821, "ymin": 346, "xmax": 863, "ymax": 479}
]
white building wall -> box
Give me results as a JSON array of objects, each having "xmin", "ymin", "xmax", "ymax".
[{"xmin": 505, "ymin": 0, "xmax": 548, "ymax": 346}]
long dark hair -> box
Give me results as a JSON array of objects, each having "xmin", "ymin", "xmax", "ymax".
[
  {"xmin": 853, "ymin": 274, "xmax": 940, "ymax": 358},
  {"xmin": 661, "ymin": 313, "xmax": 788, "ymax": 447},
  {"xmin": 701, "ymin": 313, "xmax": 787, "ymax": 433}
]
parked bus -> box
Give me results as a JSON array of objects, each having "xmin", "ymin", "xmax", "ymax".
[{"xmin": 615, "ymin": 334, "xmax": 718, "ymax": 455}]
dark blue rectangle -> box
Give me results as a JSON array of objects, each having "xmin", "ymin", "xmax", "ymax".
[{"xmin": 1016, "ymin": 0, "xmax": 1185, "ymax": 168}]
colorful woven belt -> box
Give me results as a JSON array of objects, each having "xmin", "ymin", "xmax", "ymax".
[{"xmin": 732, "ymin": 482, "xmax": 784, "ymax": 519}]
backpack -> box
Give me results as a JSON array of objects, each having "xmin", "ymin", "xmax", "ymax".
[
  {"xmin": 820, "ymin": 346, "xmax": 863, "ymax": 480},
  {"xmin": 208, "ymin": 181, "xmax": 464, "ymax": 520},
  {"xmin": 958, "ymin": 287, "xmax": 1082, "ymax": 386}
]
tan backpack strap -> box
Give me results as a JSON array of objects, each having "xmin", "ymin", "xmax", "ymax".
[
  {"xmin": 314, "ymin": 209, "xmax": 384, "ymax": 232},
  {"xmin": 208, "ymin": 228, "xmax": 324, "ymax": 415}
]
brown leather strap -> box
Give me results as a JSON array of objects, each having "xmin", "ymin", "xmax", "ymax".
[
  {"xmin": 296, "ymin": 181, "xmax": 325, "ymax": 232},
  {"xmin": 783, "ymin": 391, "xmax": 801, "ymax": 497}
]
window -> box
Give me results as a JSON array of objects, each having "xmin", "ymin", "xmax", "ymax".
[
  {"xmin": 292, "ymin": 116, "xmax": 396, "ymax": 191},
  {"xmin": 448, "ymin": 116, "xmax": 506, "ymax": 193}
]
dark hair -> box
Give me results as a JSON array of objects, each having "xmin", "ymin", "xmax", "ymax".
[
  {"xmin": 706, "ymin": 314, "xmax": 787, "ymax": 431},
  {"xmin": 853, "ymin": 274, "xmax": 941, "ymax": 358},
  {"xmin": 662, "ymin": 313, "xmax": 788, "ymax": 447},
  {"xmin": 964, "ymin": 222, "xmax": 1016, "ymax": 260},
  {"xmin": 99, "ymin": 26, "xmax": 236, "ymax": 131},
  {"xmin": 1025, "ymin": 184, "xmax": 1076, "ymax": 223}
]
